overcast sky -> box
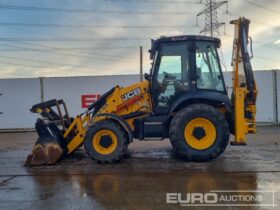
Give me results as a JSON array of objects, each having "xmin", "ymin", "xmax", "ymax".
[{"xmin": 0, "ymin": 0, "xmax": 279, "ymax": 78}]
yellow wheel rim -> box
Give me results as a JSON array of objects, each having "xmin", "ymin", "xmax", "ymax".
[
  {"xmin": 184, "ymin": 118, "xmax": 216, "ymax": 150},
  {"xmin": 93, "ymin": 175, "xmax": 119, "ymax": 195},
  {"xmin": 93, "ymin": 130, "xmax": 118, "ymax": 155}
]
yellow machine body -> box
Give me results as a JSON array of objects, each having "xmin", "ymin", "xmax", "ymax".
[
  {"xmin": 93, "ymin": 80, "xmax": 153, "ymax": 129},
  {"xmin": 231, "ymin": 18, "xmax": 258, "ymax": 144},
  {"xmin": 63, "ymin": 80, "xmax": 152, "ymax": 155}
]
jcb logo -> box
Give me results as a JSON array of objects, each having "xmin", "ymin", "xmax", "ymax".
[{"xmin": 122, "ymin": 87, "xmax": 142, "ymax": 101}]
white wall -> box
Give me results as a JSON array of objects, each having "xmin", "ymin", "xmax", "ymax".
[
  {"xmin": 250, "ymin": 71, "xmax": 275, "ymax": 123},
  {"xmin": 224, "ymin": 71, "xmax": 275, "ymax": 123},
  {"xmin": 0, "ymin": 71, "xmax": 278, "ymax": 129},
  {"xmin": 223, "ymin": 71, "xmax": 233, "ymax": 95},
  {"xmin": 0, "ymin": 78, "xmax": 41, "ymax": 129},
  {"xmin": 43, "ymin": 75, "xmax": 139, "ymax": 117},
  {"xmin": 277, "ymin": 71, "xmax": 280, "ymax": 125}
]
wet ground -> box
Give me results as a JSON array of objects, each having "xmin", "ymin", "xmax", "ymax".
[{"xmin": 0, "ymin": 126, "xmax": 279, "ymax": 210}]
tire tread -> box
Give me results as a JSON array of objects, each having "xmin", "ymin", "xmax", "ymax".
[{"xmin": 169, "ymin": 104, "xmax": 229, "ymax": 161}]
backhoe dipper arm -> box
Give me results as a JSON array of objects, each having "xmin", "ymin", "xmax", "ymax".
[{"xmin": 230, "ymin": 17, "xmax": 258, "ymax": 145}]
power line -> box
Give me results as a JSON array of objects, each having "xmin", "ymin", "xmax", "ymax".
[
  {"xmin": 263, "ymin": 44, "xmax": 280, "ymax": 51},
  {"xmin": 0, "ymin": 46, "xmax": 146, "ymax": 51},
  {"xmin": 0, "ymin": 43, "xmax": 135, "ymax": 63},
  {"xmin": 0, "ymin": 55, "xmax": 106, "ymax": 69},
  {"xmin": 0, "ymin": 55, "xmax": 138, "ymax": 74},
  {"xmin": 0, "ymin": 21, "xmax": 194, "ymax": 29},
  {"xmin": 225, "ymin": 11, "xmax": 280, "ymax": 31},
  {"xmin": 255, "ymin": 55, "xmax": 280, "ymax": 63},
  {"xmin": 12, "ymin": 41, "xmax": 136, "ymax": 60},
  {"xmin": 0, "ymin": 37, "xmax": 147, "ymax": 42},
  {"xmin": 251, "ymin": 44, "xmax": 280, "ymax": 63},
  {"xmin": 0, "ymin": 4, "xmax": 196, "ymax": 15},
  {"xmin": 102, "ymin": 0, "xmax": 201, "ymax": 3},
  {"xmin": 0, "ymin": 72, "xmax": 33, "ymax": 78},
  {"xmin": 0, "ymin": 60, "xmax": 43, "ymax": 68},
  {"xmin": 243, "ymin": 0, "xmax": 280, "ymax": 15},
  {"xmin": 0, "ymin": 43, "xmax": 142, "ymax": 76},
  {"xmin": 0, "ymin": 59, "xmax": 133, "ymax": 77},
  {"xmin": 45, "ymin": 45, "xmax": 145, "ymax": 50}
]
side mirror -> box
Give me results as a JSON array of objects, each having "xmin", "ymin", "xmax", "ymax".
[{"xmin": 144, "ymin": 73, "xmax": 150, "ymax": 81}]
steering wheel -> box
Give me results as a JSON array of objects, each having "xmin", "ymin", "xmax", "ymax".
[
  {"xmin": 174, "ymin": 79, "xmax": 182, "ymax": 86},
  {"xmin": 174, "ymin": 79, "xmax": 189, "ymax": 93},
  {"xmin": 163, "ymin": 71, "xmax": 176, "ymax": 80}
]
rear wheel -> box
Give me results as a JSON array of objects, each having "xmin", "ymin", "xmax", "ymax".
[
  {"xmin": 84, "ymin": 120, "xmax": 128, "ymax": 163},
  {"xmin": 169, "ymin": 104, "xmax": 229, "ymax": 161}
]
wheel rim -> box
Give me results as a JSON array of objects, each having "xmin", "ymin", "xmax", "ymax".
[
  {"xmin": 93, "ymin": 175, "xmax": 119, "ymax": 195},
  {"xmin": 93, "ymin": 130, "xmax": 118, "ymax": 155},
  {"xmin": 184, "ymin": 118, "xmax": 217, "ymax": 150}
]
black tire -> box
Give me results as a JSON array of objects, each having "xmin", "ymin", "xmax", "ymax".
[
  {"xmin": 84, "ymin": 120, "xmax": 128, "ymax": 163},
  {"xmin": 169, "ymin": 104, "xmax": 230, "ymax": 162}
]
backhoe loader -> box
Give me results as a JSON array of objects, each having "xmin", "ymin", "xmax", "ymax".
[{"xmin": 26, "ymin": 17, "xmax": 257, "ymax": 166}]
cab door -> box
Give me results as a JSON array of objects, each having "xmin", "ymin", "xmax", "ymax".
[{"xmin": 151, "ymin": 43, "xmax": 191, "ymax": 114}]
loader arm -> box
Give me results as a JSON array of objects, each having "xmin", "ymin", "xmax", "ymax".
[{"xmin": 231, "ymin": 17, "xmax": 258, "ymax": 144}]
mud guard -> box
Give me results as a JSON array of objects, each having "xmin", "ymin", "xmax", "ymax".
[{"xmin": 94, "ymin": 113, "xmax": 134, "ymax": 143}]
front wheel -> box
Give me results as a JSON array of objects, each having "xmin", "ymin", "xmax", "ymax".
[
  {"xmin": 84, "ymin": 120, "xmax": 128, "ymax": 163},
  {"xmin": 169, "ymin": 104, "xmax": 230, "ymax": 161}
]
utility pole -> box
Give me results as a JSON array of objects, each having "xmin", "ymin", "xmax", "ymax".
[
  {"xmin": 140, "ymin": 46, "xmax": 143, "ymax": 82},
  {"xmin": 0, "ymin": 93, "xmax": 2, "ymax": 115},
  {"xmin": 39, "ymin": 77, "xmax": 45, "ymax": 102},
  {"xmin": 197, "ymin": 0, "xmax": 228, "ymax": 37}
]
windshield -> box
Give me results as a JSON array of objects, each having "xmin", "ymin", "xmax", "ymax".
[{"xmin": 195, "ymin": 42, "xmax": 225, "ymax": 92}]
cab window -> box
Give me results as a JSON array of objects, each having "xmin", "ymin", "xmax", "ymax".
[
  {"xmin": 155, "ymin": 44, "xmax": 189, "ymax": 107},
  {"xmin": 196, "ymin": 42, "xmax": 225, "ymax": 92}
]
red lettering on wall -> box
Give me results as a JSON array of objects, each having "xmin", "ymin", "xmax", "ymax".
[{"xmin": 81, "ymin": 94, "xmax": 101, "ymax": 108}]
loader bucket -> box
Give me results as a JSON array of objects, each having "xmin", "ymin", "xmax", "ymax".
[
  {"xmin": 26, "ymin": 99, "xmax": 72, "ymax": 166},
  {"xmin": 25, "ymin": 119, "xmax": 68, "ymax": 166},
  {"xmin": 26, "ymin": 99, "xmax": 90, "ymax": 166}
]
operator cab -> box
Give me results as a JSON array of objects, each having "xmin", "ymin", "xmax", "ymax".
[{"xmin": 148, "ymin": 35, "xmax": 227, "ymax": 112}]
